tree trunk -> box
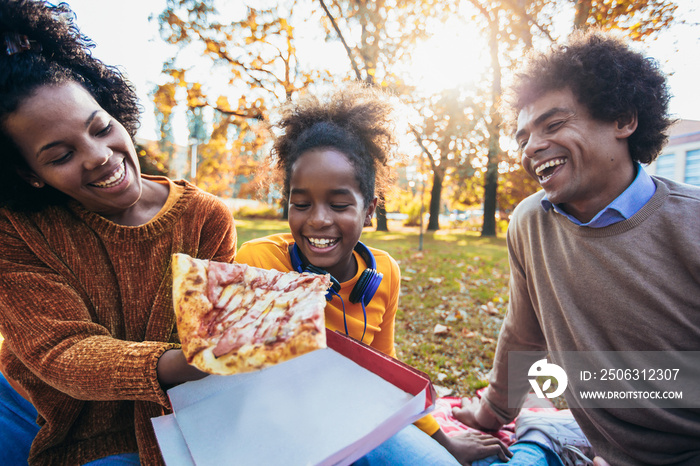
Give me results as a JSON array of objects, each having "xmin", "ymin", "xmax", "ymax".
[
  {"xmin": 480, "ymin": 12, "xmax": 502, "ymax": 237},
  {"xmin": 427, "ymin": 169, "xmax": 443, "ymax": 231},
  {"xmin": 573, "ymin": 0, "xmax": 592, "ymax": 29},
  {"xmin": 375, "ymin": 203, "xmax": 388, "ymax": 231},
  {"xmin": 481, "ymin": 152, "xmax": 498, "ymax": 236},
  {"xmin": 282, "ymin": 198, "xmax": 289, "ymax": 221}
]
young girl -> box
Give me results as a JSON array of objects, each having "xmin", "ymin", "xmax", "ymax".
[
  {"xmin": 235, "ymin": 84, "xmax": 511, "ymax": 465},
  {"xmin": 0, "ymin": 1, "xmax": 234, "ymax": 464}
]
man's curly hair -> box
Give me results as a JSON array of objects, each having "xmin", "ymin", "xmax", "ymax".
[
  {"xmin": 271, "ymin": 82, "xmax": 396, "ymax": 208},
  {"xmin": 505, "ymin": 29, "xmax": 673, "ymax": 164},
  {"xmin": 0, "ymin": 0, "xmax": 140, "ymax": 211}
]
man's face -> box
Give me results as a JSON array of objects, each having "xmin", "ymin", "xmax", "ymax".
[{"xmin": 515, "ymin": 88, "xmax": 636, "ymax": 223}]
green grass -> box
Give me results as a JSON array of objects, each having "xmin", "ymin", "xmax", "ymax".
[
  {"xmin": 234, "ymin": 218, "xmax": 511, "ymax": 398},
  {"xmin": 235, "ymin": 218, "xmax": 290, "ymax": 245}
]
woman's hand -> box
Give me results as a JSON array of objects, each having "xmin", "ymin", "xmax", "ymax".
[
  {"xmin": 432, "ymin": 428, "xmax": 512, "ymax": 465},
  {"xmin": 452, "ymin": 397, "xmax": 504, "ymax": 432},
  {"xmin": 156, "ymin": 349, "xmax": 208, "ymax": 389}
]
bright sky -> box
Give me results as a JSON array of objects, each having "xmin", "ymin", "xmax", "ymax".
[{"xmin": 63, "ymin": 0, "xmax": 700, "ymax": 146}]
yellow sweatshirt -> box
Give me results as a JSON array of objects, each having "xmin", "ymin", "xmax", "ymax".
[{"xmin": 236, "ymin": 233, "xmax": 440, "ymax": 436}]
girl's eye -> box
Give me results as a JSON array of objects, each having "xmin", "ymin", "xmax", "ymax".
[
  {"xmin": 97, "ymin": 123, "xmax": 113, "ymax": 136},
  {"xmin": 331, "ymin": 204, "xmax": 350, "ymax": 210},
  {"xmin": 517, "ymin": 139, "xmax": 528, "ymax": 150},
  {"xmin": 290, "ymin": 203, "xmax": 310, "ymax": 210},
  {"xmin": 50, "ymin": 152, "xmax": 73, "ymax": 165}
]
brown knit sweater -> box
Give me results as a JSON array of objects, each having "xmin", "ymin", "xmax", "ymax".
[
  {"xmin": 0, "ymin": 177, "xmax": 237, "ymax": 465},
  {"xmin": 482, "ymin": 177, "xmax": 700, "ymax": 465}
]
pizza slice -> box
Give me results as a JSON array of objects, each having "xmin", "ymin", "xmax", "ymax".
[{"xmin": 172, "ymin": 253, "xmax": 330, "ymax": 375}]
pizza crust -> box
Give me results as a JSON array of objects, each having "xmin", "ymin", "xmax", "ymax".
[{"xmin": 172, "ymin": 253, "xmax": 329, "ymax": 375}]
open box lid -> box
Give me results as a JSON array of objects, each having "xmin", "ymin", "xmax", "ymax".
[{"xmin": 152, "ymin": 329, "xmax": 436, "ymax": 466}]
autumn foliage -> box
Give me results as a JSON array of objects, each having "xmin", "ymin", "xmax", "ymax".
[{"xmin": 149, "ymin": 0, "xmax": 678, "ymax": 231}]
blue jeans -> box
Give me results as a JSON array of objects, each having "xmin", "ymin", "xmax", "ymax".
[
  {"xmin": 472, "ymin": 441, "xmax": 565, "ymax": 466},
  {"xmin": 0, "ymin": 372, "xmax": 139, "ymax": 465},
  {"xmin": 355, "ymin": 425, "xmax": 564, "ymax": 466},
  {"xmin": 354, "ymin": 424, "xmax": 461, "ymax": 465}
]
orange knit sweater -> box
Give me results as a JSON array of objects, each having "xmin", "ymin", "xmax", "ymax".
[{"xmin": 0, "ymin": 177, "xmax": 237, "ymax": 465}]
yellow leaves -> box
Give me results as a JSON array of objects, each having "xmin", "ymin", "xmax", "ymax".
[
  {"xmin": 582, "ymin": 0, "xmax": 678, "ymax": 41},
  {"xmin": 186, "ymin": 83, "xmax": 207, "ymax": 108},
  {"xmin": 167, "ymin": 69, "xmax": 188, "ymax": 87},
  {"xmin": 153, "ymin": 83, "xmax": 177, "ymax": 115},
  {"xmin": 250, "ymin": 57, "xmax": 264, "ymax": 69},
  {"xmin": 204, "ymin": 39, "xmax": 222, "ymax": 54},
  {"xmin": 215, "ymin": 95, "xmax": 232, "ymax": 113}
]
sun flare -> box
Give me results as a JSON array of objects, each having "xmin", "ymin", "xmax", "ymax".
[{"xmin": 404, "ymin": 18, "xmax": 489, "ymax": 95}]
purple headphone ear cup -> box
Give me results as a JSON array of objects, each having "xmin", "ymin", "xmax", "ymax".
[
  {"xmin": 349, "ymin": 268, "xmax": 383, "ymax": 305},
  {"xmin": 362, "ymin": 269, "xmax": 383, "ymax": 306},
  {"xmin": 349, "ymin": 270, "xmax": 369, "ymax": 304}
]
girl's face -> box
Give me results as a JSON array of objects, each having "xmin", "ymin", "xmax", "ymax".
[
  {"xmin": 288, "ymin": 148, "xmax": 377, "ymax": 283},
  {"xmin": 4, "ymin": 81, "xmax": 143, "ymax": 220}
]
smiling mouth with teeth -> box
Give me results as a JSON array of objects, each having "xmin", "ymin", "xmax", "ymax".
[
  {"xmin": 90, "ymin": 161, "xmax": 126, "ymax": 188},
  {"xmin": 308, "ymin": 237, "xmax": 339, "ymax": 249},
  {"xmin": 535, "ymin": 158, "xmax": 566, "ymax": 182}
]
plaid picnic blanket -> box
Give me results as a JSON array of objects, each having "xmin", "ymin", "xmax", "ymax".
[{"xmin": 432, "ymin": 389, "xmax": 558, "ymax": 445}]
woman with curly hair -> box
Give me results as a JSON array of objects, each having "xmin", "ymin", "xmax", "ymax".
[
  {"xmin": 0, "ymin": 1, "xmax": 236, "ymax": 464},
  {"xmin": 235, "ymin": 83, "xmax": 511, "ymax": 465}
]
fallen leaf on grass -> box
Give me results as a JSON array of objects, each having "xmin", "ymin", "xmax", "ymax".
[
  {"xmin": 433, "ymin": 324, "xmax": 450, "ymax": 335},
  {"xmin": 481, "ymin": 302, "xmax": 500, "ymax": 316},
  {"xmin": 434, "ymin": 385, "xmax": 454, "ymax": 397}
]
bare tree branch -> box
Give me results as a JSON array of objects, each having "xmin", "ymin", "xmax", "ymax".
[
  {"xmin": 213, "ymin": 106, "xmax": 265, "ymax": 120},
  {"xmin": 318, "ymin": 0, "xmax": 363, "ymax": 81},
  {"xmin": 411, "ymin": 126, "xmax": 439, "ymax": 173},
  {"xmin": 501, "ymin": 0, "xmax": 557, "ymax": 42}
]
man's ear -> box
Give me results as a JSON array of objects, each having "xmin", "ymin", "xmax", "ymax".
[
  {"xmin": 615, "ymin": 112, "xmax": 638, "ymax": 139},
  {"xmin": 16, "ymin": 168, "xmax": 44, "ymax": 188},
  {"xmin": 364, "ymin": 197, "xmax": 378, "ymax": 227}
]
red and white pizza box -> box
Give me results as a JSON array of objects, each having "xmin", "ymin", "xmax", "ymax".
[{"xmin": 152, "ymin": 329, "xmax": 436, "ymax": 466}]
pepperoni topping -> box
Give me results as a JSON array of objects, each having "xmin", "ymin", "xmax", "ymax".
[{"xmin": 202, "ymin": 265, "xmax": 329, "ymax": 358}]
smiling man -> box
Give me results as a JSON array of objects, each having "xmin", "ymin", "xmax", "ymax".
[{"xmin": 452, "ymin": 30, "xmax": 700, "ymax": 465}]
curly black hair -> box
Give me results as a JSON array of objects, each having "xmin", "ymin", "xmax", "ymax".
[
  {"xmin": 0, "ymin": 0, "xmax": 140, "ymax": 211},
  {"xmin": 506, "ymin": 29, "xmax": 673, "ymax": 164},
  {"xmin": 271, "ymin": 83, "xmax": 397, "ymax": 208}
]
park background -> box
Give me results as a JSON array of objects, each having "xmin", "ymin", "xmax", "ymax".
[{"xmin": 57, "ymin": 0, "xmax": 700, "ymax": 398}]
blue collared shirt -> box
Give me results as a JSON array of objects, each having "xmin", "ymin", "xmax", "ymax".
[{"xmin": 541, "ymin": 163, "xmax": 656, "ymax": 227}]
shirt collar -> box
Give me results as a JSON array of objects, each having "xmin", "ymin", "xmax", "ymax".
[{"xmin": 540, "ymin": 163, "xmax": 656, "ymax": 227}]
